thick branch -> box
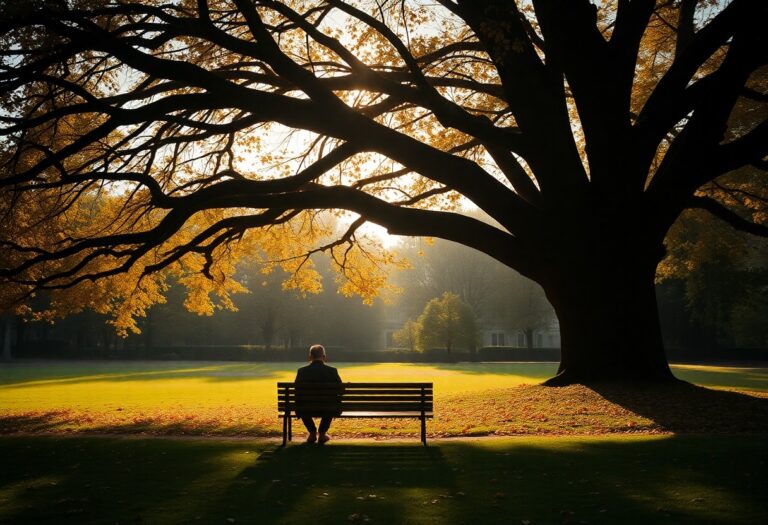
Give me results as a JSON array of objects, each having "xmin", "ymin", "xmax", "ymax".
[
  {"xmin": 688, "ymin": 195, "xmax": 768, "ymax": 237},
  {"xmin": 636, "ymin": 0, "xmax": 757, "ymax": 147},
  {"xmin": 456, "ymin": 0, "xmax": 589, "ymax": 199}
]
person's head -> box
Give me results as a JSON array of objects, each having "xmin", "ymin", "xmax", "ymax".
[{"xmin": 308, "ymin": 344, "xmax": 326, "ymax": 362}]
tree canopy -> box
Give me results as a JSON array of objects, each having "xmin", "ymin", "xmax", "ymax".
[{"xmin": 1, "ymin": 0, "xmax": 766, "ymax": 383}]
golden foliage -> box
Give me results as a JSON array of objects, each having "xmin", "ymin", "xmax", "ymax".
[{"xmin": 1, "ymin": 0, "xmax": 764, "ymax": 336}]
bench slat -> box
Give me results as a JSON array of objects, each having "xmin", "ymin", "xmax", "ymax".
[
  {"xmin": 279, "ymin": 403, "xmax": 433, "ymax": 409},
  {"xmin": 278, "ymin": 405, "xmax": 433, "ymax": 417},
  {"xmin": 279, "ymin": 389, "xmax": 432, "ymax": 396},
  {"xmin": 278, "ymin": 382, "xmax": 432, "ymax": 388},
  {"xmin": 280, "ymin": 385, "xmax": 432, "ymax": 389},
  {"xmin": 279, "ymin": 403, "xmax": 433, "ymax": 411},
  {"xmin": 279, "ymin": 411, "xmax": 434, "ymax": 418},
  {"xmin": 279, "ymin": 394, "xmax": 432, "ymax": 402}
]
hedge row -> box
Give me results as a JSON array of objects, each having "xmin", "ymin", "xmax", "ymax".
[
  {"xmin": 11, "ymin": 342, "xmax": 768, "ymax": 363},
  {"xmin": 14, "ymin": 343, "xmax": 558, "ymax": 362}
]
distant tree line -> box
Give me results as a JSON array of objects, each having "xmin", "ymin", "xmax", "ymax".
[
  {"xmin": 6, "ymin": 255, "xmax": 383, "ymax": 358},
  {"xmin": 3, "ymin": 235, "xmax": 557, "ymax": 358},
  {"xmin": 3, "ymin": 220, "xmax": 767, "ymax": 360}
]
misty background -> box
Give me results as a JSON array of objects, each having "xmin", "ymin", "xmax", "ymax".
[{"xmin": 5, "ymin": 223, "xmax": 767, "ymax": 362}]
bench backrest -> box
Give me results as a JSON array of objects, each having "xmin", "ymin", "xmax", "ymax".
[{"xmin": 277, "ymin": 382, "xmax": 433, "ymax": 416}]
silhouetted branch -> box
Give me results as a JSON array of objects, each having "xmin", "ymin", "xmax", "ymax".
[{"xmin": 689, "ymin": 195, "xmax": 768, "ymax": 237}]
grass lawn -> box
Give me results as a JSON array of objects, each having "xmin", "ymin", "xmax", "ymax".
[
  {"xmin": 0, "ymin": 434, "xmax": 765, "ymax": 525},
  {"xmin": 0, "ymin": 361, "xmax": 767, "ymax": 437},
  {"xmin": 1, "ymin": 362, "xmax": 766, "ymax": 524}
]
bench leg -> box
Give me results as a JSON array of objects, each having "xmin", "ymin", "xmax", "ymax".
[
  {"xmin": 282, "ymin": 414, "xmax": 287, "ymax": 446},
  {"xmin": 288, "ymin": 415, "xmax": 293, "ymax": 442},
  {"xmin": 421, "ymin": 416, "xmax": 427, "ymax": 446}
]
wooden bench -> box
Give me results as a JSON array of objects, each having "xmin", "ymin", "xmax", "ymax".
[{"xmin": 277, "ymin": 382, "xmax": 433, "ymax": 446}]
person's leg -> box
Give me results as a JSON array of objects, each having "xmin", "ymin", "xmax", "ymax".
[
  {"xmin": 301, "ymin": 416, "xmax": 318, "ymax": 442},
  {"xmin": 318, "ymin": 417, "xmax": 333, "ymax": 437}
]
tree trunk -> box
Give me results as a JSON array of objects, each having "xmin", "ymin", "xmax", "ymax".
[
  {"xmin": 524, "ymin": 328, "xmax": 534, "ymax": 350},
  {"xmin": 541, "ymin": 247, "xmax": 675, "ymax": 386},
  {"xmin": 262, "ymin": 306, "xmax": 276, "ymax": 351},
  {"xmin": 102, "ymin": 325, "xmax": 112, "ymax": 353},
  {"xmin": 2, "ymin": 316, "xmax": 12, "ymax": 361},
  {"xmin": 15, "ymin": 316, "xmax": 25, "ymax": 352}
]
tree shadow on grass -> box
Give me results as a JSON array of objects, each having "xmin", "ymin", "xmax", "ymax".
[
  {"xmin": 670, "ymin": 365, "xmax": 768, "ymax": 391},
  {"xmin": 0, "ymin": 435, "xmax": 265, "ymax": 525},
  {"xmin": 0, "ymin": 362, "xmax": 288, "ymax": 388},
  {"xmin": 201, "ymin": 436, "xmax": 767, "ymax": 525},
  {"xmin": 201, "ymin": 444, "xmax": 457, "ymax": 524},
  {"xmin": 0, "ymin": 411, "xmax": 81, "ymax": 434},
  {"xmin": 0, "ymin": 435, "xmax": 765, "ymax": 525},
  {"xmin": 0, "ymin": 411, "xmax": 278, "ymax": 437},
  {"xmin": 0, "ymin": 361, "xmax": 376, "ymax": 389},
  {"xmin": 588, "ymin": 381, "xmax": 768, "ymax": 433},
  {"xmin": 411, "ymin": 361, "xmax": 559, "ymax": 377}
]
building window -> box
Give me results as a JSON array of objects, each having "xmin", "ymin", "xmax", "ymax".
[
  {"xmin": 536, "ymin": 334, "xmax": 543, "ymax": 348},
  {"xmin": 517, "ymin": 333, "xmax": 525, "ymax": 347},
  {"xmin": 491, "ymin": 332, "xmax": 505, "ymax": 346}
]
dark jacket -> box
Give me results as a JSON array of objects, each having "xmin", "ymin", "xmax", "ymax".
[
  {"xmin": 295, "ymin": 360, "xmax": 342, "ymax": 384},
  {"xmin": 294, "ymin": 361, "xmax": 343, "ymax": 417}
]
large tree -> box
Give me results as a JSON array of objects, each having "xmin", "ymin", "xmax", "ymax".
[{"xmin": 0, "ymin": 1, "xmax": 766, "ymax": 383}]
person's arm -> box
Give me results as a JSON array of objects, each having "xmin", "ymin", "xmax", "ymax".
[{"xmin": 330, "ymin": 368, "xmax": 344, "ymax": 409}]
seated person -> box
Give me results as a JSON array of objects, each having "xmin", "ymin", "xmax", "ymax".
[{"xmin": 294, "ymin": 344, "xmax": 342, "ymax": 444}]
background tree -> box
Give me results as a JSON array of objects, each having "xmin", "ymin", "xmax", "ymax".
[
  {"xmin": 391, "ymin": 236, "xmax": 556, "ymax": 347},
  {"xmin": 392, "ymin": 318, "xmax": 420, "ymax": 352},
  {"xmin": 504, "ymin": 277, "xmax": 555, "ymax": 350},
  {"xmin": 1, "ymin": 1, "xmax": 766, "ymax": 383},
  {"xmin": 658, "ymin": 205, "xmax": 768, "ymax": 350},
  {"xmin": 420, "ymin": 237, "xmax": 496, "ymax": 319},
  {"xmin": 392, "ymin": 237, "xmax": 499, "ymax": 321},
  {"xmin": 416, "ymin": 292, "xmax": 477, "ymax": 352}
]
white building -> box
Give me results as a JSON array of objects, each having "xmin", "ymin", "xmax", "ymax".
[{"xmin": 480, "ymin": 319, "xmax": 561, "ymax": 349}]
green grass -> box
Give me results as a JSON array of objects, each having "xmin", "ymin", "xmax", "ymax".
[
  {"xmin": 0, "ymin": 434, "xmax": 765, "ymax": 525},
  {"xmin": 1, "ymin": 363, "xmax": 765, "ymax": 523},
  {"xmin": 1, "ymin": 361, "xmax": 765, "ymax": 408},
  {"xmin": 0, "ymin": 361, "xmax": 766, "ymax": 437},
  {"xmin": 671, "ymin": 363, "xmax": 768, "ymax": 391},
  {"xmin": 0, "ymin": 362, "xmax": 564, "ymax": 409}
]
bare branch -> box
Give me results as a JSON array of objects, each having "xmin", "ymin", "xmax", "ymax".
[{"xmin": 688, "ymin": 195, "xmax": 768, "ymax": 237}]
